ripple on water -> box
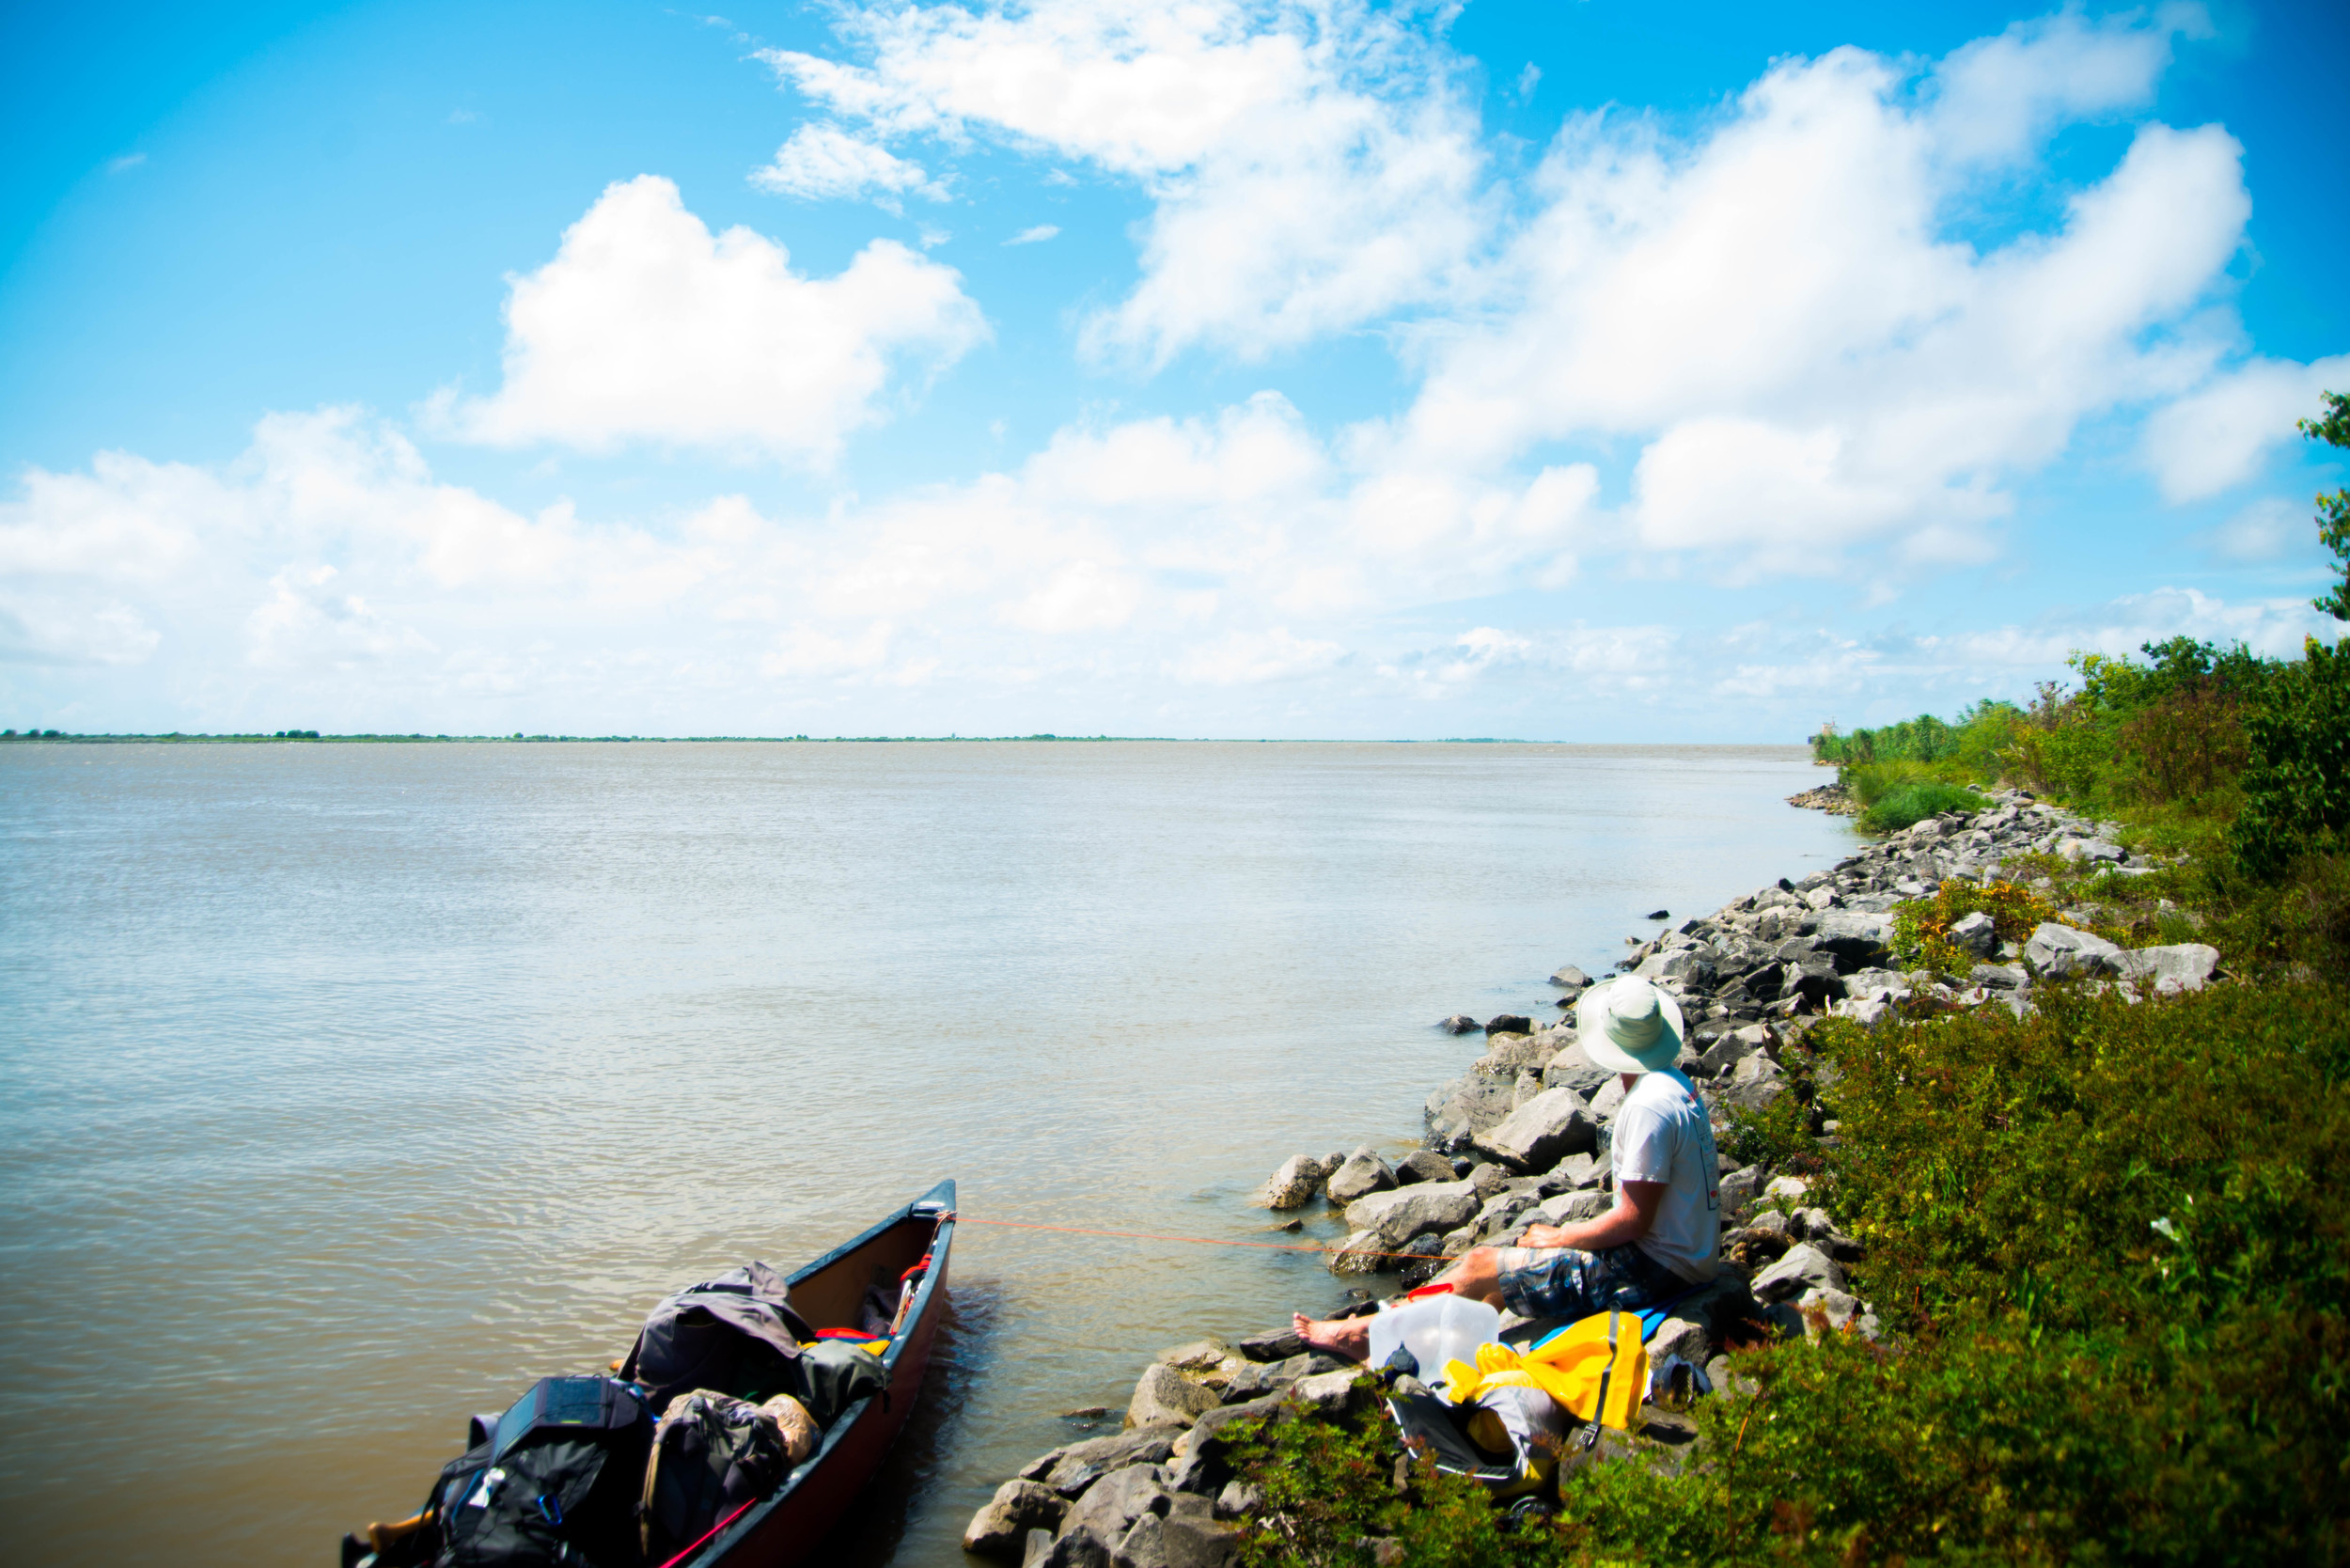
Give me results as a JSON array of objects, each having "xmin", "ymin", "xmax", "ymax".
[{"xmin": 0, "ymin": 741, "xmax": 1852, "ymax": 1566}]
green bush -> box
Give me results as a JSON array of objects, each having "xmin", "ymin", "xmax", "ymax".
[
  {"xmin": 1856, "ymin": 781, "xmax": 1989, "ymax": 834},
  {"xmin": 1841, "ymin": 759, "xmax": 1935, "ymax": 808},
  {"xmin": 2231, "ymin": 637, "xmax": 2350, "ymax": 881}
]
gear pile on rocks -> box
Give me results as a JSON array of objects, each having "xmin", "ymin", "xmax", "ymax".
[{"xmin": 964, "ymin": 790, "xmax": 2232, "ymax": 1564}]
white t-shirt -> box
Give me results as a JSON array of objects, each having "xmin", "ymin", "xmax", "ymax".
[{"xmin": 1610, "ymin": 1068, "xmax": 1720, "ymax": 1282}]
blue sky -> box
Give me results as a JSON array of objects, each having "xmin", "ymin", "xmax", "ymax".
[{"xmin": 3, "ymin": 0, "xmax": 2345, "ymax": 739}]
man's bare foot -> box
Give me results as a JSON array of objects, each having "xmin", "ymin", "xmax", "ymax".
[{"xmin": 1292, "ymin": 1310, "xmax": 1372, "ymax": 1362}]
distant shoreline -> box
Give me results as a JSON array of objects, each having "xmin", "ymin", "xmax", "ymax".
[{"xmin": 0, "ymin": 732, "xmax": 1806, "ymax": 747}]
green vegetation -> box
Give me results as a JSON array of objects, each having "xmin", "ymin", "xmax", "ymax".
[
  {"xmin": 2304, "ymin": 391, "xmax": 2350, "ymax": 622},
  {"xmin": 1233, "ymin": 979, "xmax": 2350, "ymax": 1566},
  {"xmin": 1225, "ymin": 394, "xmax": 2350, "ymax": 1566},
  {"xmin": 1855, "ymin": 779, "xmax": 1989, "ymax": 834},
  {"xmin": 1802, "ymin": 622, "xmax": 2348, "ymax": 978}
]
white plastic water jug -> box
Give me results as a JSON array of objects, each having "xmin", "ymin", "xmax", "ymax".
[{"xmin": 1364, "ymin": 1292, "xmax": 1501, "ymax": 1379}]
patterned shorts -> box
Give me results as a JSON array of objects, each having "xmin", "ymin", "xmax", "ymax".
[{"xmin": 1492, "ymin": 1242, "xmax": 1687, "ymax": 1322}]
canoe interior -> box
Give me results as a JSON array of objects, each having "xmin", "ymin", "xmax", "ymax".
[{"xmin": 783, "ymin": 1217, "xmax": 934, "ymax": 1332}]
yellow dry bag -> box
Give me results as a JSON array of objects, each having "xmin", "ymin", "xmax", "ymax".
[{"xmin": 1439, "ymin": 1309, "xmax": 1647, "ymax": 1448}]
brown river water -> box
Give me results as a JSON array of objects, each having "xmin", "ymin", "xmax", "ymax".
[{"xmin": 0, "ymin": 740, "xmax": 1853, "ymax": 1566}]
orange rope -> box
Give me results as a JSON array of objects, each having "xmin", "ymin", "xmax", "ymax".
[{"xmin": 953, "ymin": 1214, "xmax": 1443, "ymax": 1264}]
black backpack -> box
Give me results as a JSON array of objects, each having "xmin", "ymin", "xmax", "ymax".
[
  {"xmin": 428, "ymin": 1377, "xmax": 654, "ymax": 1568},
  {"xmin": 636, "ymin": 1393, "xmax": 792, "ymax": 1564}
]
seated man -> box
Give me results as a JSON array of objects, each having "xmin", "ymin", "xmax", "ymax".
[{"xmin": 1298, "ymin": 976, "xmax": 1719, "ymax": 1360}]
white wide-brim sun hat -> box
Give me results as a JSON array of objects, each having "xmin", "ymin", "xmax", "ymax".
[{"xmin": 1574, "ymin": 975, "xmax": 1686, "ymax": 1074}]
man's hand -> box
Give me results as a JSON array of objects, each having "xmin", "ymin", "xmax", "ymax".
[{"xmin": 1518, "ymin": 1181, "xmax": 1670, "ymax": 1253}]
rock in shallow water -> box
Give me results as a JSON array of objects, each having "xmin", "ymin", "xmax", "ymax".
[
  {"xmin": 1127, "ymin": 1363, "xmax": 1219, "ymax": 1429},
  {"xmin": 1344, "ymin": 1179, "xmax": 1481, "ymax": 1248},
  {"xmin": 965, "ymin": 1480, "xmax": 1069, "ymax": 1559},
  {"xmin": 1394, "ymin": 1149, "xmax": 1455, "ymax": 1185},
  {"xmin": 1423, "ymin": 1073, "xmax": 1515, "ymax": 1152},
  {"xmin": 1324, "ymin": 1146, "xmax": 1397, "ymax": 1204},
  {"xmin": 1256, "ymin": 1153, "xmax": 1331, "ymax": 1210}
]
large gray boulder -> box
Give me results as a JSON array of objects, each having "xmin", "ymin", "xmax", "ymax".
[
  {"xmin": 1635, "ymin": 948, "xmax": 1716, "ymax": 988},
  {"xmin": 2023, "ymin": 922, "xmax": 2123, "ymax": 979},
  {"xmin": 1291, "ymin": 1370, "xmax": 1369, "ymax": 1419},
  {"xmin": 966, "ymin": 1481, "xmax": 1070, "ymax": 1559},
  {"xmin": 1533, "ymin": 1188, "xmax": 1610, "ymax": 1226},
  {"xmin": 1542, "ymin": 1040, "xmax": 1615, "ymax": 1096},
  {"xmin": 1220, "ymin": 1352, "xmax": 1340, "ymax": 1403},
  {"xmin": 2058, "ymin": 837, "xmax": 2125, "ymax": 864},
  {"xmin": 1802, "ymin": 910, "xmax": 1895, "ymax": 968},
  {"xmin": 1327, "ymin": 1231, "xmax": 1386, "ymax": 1275},
  {"xmin": 1394, "ymin": 1149, "xmax": 1456, "ymax": 1186},
  {"xmin": 1585, "ymin": 1074, "xmax": 1629, "ymax": 1121},
  {"xmin": 1344, "ymin": 1180, "xmax": 1480, "ymax": 1248},
  {"xmin": 1166, "ymin": 1394, "xmax": 1291, "ymax": 1499},
  {"xmin": 1324, "ymin": 1146, "xmax": 1398, "ymax": 1204},
  {"xmin": 1480, "ymin": 1034, "xmax": 1557, "ymax": 1074},
  {"xmin": 1038, "ymin": 1529, "xmax": 1110, "ymax": 1568},
  {"xmin": 1235, "ymin": 1328, "xmax": 1305, "ymax": 1362},
  {"xmin": 1717, "ymin": 1163, "xmax": 1765, "ymax": 1212},
  {"xmin": 1112, "ymin": 1509, "xmax": 1239, "ymax": 1568},
  {"xmin": 1722, "ymin": 1053, "xmax": 1787, "ymax": 1112},
  {"xmin": 1550, "ymin": 964, "xmax": 1590, "ymax": 989},
  {"xmin": 1060, "ymin": 1466, "xmax": 1169, "ymax": 1553},
  {"xmin": 1471, "ymin": 1088, "xmax": 1597, "ymax": 1172},
  {"xmin": 1949, "ymin": 910, "xmax": 1998, "ymax": 958},
  {"xmin": 1126, "ymin": 1363, "xmax": 1218, "ymax": 1429},
  {"xmin": 1423, "ymin": 1074, "xmax": 1514, "ymax": 1151},
  {"xmin": 1030, "ymin": 1430, "xmax": 1183, "ymax": 1497},
  {"xmin": 2115, "ymin": 942, "xmax": 2219, "ymax": 994},
  {"xmin": 1695, "ymin": 1024, "xmax": 1767, "ymax": 1079},
  {"xmin": 1752, "ymin": 1242, "xmax": 1846, "ymax": 1303},
  {"xmin": 1255, "ymin": 1154, "xmax": 1331, "ymax": 1210}
]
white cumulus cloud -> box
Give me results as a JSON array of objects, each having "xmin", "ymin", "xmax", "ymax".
[
  {"xmin": 2141, "ymin": 353, "xmax": 2350, "ymax": 502},
  {"xmin": 760, "ymin": 0, "xmax": 1487, "ymax": 364},
  {"xmin": 442, "ymin": 176, "xmax": 987, "ymax": 464},
  {"xmin": 750, "ymin": 123, "xmax": 950, "ymax": 208},
  {"xmin": 1376, "ymin": 23, "xmax": 2249, "ymax": 579}
]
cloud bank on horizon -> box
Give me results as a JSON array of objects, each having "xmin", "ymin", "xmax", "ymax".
[{"xmin": 1, "ymin": 0, "xmax": 2343, "ymax": 738}]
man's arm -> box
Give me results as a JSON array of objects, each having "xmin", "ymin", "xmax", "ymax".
[{"xmin": 1517, "ymin": 1179, "xmax": 1668, "ymax": 1252}]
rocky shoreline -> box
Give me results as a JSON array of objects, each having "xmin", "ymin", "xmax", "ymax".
[{"xmin": 961, "ymin": 789, "xmax": 2225, "ymax": 1568}]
